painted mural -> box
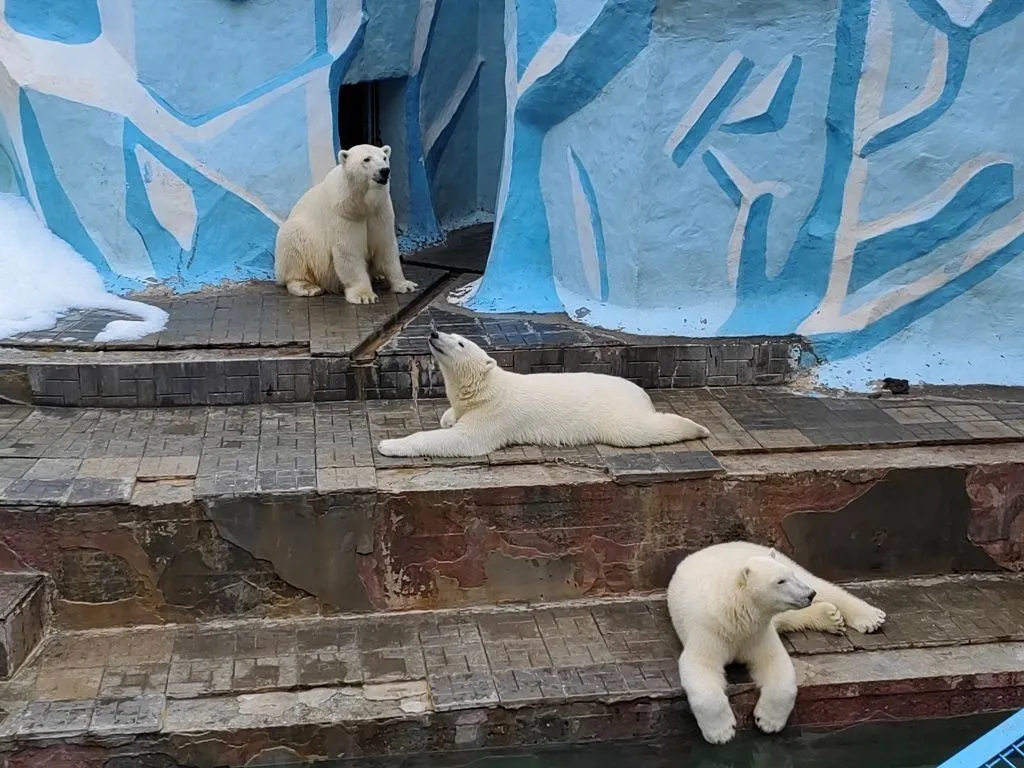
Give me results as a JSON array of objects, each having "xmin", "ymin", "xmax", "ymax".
[
  {"xmin": 0, "ymin": 0, "xmax": 504, "ymax": 293},
  {"xmin": 463, "ymin": 0, "xmax": 1024, "ymax": 388}
]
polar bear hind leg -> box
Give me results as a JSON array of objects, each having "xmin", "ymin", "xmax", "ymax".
[
  {"xmin": 378, "ymin": 425, "xmax": 500, "ymax": 458},
  {"xmin": 275, "ymin": 224, "xmax": 327, "ymax": 296},
  {"xmin": 605, "ymin": 412, "xmax": 710, "ymax": 447}
]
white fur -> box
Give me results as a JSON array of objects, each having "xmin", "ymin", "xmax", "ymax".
[
  {"xmin": 274, "ymin": 144, "xmax": 417, "ymax": 304},
  {"xmin": 667, "ymin": 541, "xmax": 887, "ymax": 745},
  {"xmin": 377, "ymin": 331, "xmax": 711, "ymax": 457}
]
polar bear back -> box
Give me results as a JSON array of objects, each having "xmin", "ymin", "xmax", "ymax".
[{"xmin": 482, "ymin": 370, "xmax": 658, "ymax": 443}]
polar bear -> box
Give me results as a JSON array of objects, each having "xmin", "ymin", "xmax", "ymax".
[
  {"xmin": 667, "ymin": 541, "xmax": 887, "ymax": 745},
  {"xmin": 376, "ymin": 330, "xmax": 711, "ymax": 457},
  {"xmin": 274, "ymin": 144, "xmax": 417, "ymax": 304}
]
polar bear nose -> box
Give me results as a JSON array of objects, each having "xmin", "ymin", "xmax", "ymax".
[
  {"xmin": 807, "ymin": 589, "xmax": 816, "ymax": 601},
  {"xmin": 429, "ymin": 331, "xmax": 439, "ymax": 340},
  {"xmin": 379, "ymin": 167, "xmax": 390, "ymax": 182}
]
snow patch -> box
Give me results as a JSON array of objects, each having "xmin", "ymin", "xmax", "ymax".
[{"xmin": 0, "ymin": 194, "xmax": 168, "ymax": 342}]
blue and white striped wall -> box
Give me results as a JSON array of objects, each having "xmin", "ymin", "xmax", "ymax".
[
  {"xmin": 461, "ymin": 0, "xmax": 1024, "ymax": 389},
  {"xmin": 0, "ymin": 0, "xmax": 504, "ymax": 293}
]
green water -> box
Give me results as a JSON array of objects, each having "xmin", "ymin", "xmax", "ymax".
[{"xmin": 263, "ymin": 712, "xmax": 1007, "ymax": 767}]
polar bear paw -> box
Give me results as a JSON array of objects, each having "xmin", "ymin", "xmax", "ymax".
[
  {"xmin": 816, "ymin": 601, "xmax": 847, "ymax": 634},
  {"xmin": 286, "ymin": 280, "xmax": 324, "ymax": 297},
  {"xmin": 345, "ymin": 286, "xmax": 379, "ymax": 305},
  {"xmin": 754, "ymin": 701, "xmax": 790, "ymax": 735},
  {"xmin": 440, "ymin": 408, "xmax": 457, "ymax": 428},
  {"xmin": 391, "ymin": 279, "xmax": 419, "ymax": 294},
  {"xmin": 698, "ymin": 713, "xmax": 736, "ymax": 745},
  {"xmin": 378, "ymin": 438, "xmax": 413, "ymax": 457},
  {"xmin": 846, "ymin": 604, "xmax": 887, "ymax": 634}
]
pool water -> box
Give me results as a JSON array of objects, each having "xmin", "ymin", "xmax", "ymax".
[{"xmin": 260, "ymin": 712, "xmax": 1007, "ymax": 767}]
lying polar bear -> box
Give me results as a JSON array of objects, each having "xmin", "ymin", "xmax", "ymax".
[
  {"xmin": 376, "ymin": 331, "xmax": 710, "ymax": 457},
  {"xmin": 667, "ymin": 541, "xmax": 887, "ymax": 745}
]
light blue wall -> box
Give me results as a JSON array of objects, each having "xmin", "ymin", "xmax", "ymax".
[
  {"xmin": 465, "ymin": 0, "xmax": 1024, "ymax": 388},
  {"xmin": 0, "ymin": 0, "xmax": 506, "ymax": 292}
]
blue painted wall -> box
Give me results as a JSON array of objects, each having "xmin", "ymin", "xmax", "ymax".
[
  {"xmin": 0, "ymin": 0, "xmax": 506, "ymax": 292},
  {"xmin": 6, "ymin": 0, "xmax": 1024, "ymax": 389},
  {"xmin": 461, "ymin": 0, "xmax": 1024, "ymax": 389}
]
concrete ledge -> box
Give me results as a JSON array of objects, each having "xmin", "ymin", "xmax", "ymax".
[
  {"xmin": 0, "ymin": 578, "xmax": 1021, "ymax": 766},
  {"xmin": 0, "ymin": 575, "xmax": 46, "ymax": 681},
  {"xmin": 0, "ymin": 258, "xmax": 809, "ymax": 407}
]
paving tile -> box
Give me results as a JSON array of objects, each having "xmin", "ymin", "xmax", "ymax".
[
  {"xmin": 65, "ymin": 477, "xmax": 135, "ymax": 505},
  {"xmin": 0, "ymin": 699, "xmax": 95, "ymax": 738},
  {"xmin": 1, "ymin": 478, "xmax": 73, "ymax": 505},
  {"xmin": 89, "ymin": 694, "xmax": 165, "ymax": 735},
  {"xmin": 22, "ymin": 458, "xmax": 81, "ymax": 480},
  {"xmin": 33, "ymin": 666, "xmax": 104, "ymax": 700},
  {"xmin": 317, "ymin": 467, "xmax": 377, "ymax": 493},
  {"xmin": 98, "ymin": 664, "xmax": 170, "ymax": 697},
  {"xmin": 79, "ymin": 457, "xmax": 141, "ymax": 479},
  {"xmin": 136, "ymin": 456, "xmax": 200, "ymax": 480}
]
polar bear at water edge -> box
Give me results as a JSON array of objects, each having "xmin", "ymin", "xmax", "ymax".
[
  {"xmin": 376, "ymin": 331, "xmax": 710, "ymax": 457},
  {"xmin": 667, "ymin": 541, "xmax": 887, "ymax": 745}
]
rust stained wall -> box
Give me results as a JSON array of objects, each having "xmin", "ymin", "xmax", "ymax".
[{"xmin": 0, "ymin": 462, "xmax": 1016, "ymax": 629}]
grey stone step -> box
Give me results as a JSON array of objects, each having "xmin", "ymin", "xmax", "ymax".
[
  {"xmin": 1, "ymin": 388, "xmax": 1023, "ymax": 629},
  {"xmin": 0, "ymin": 576, "xmax": 1021, "ymax": 765},
  {"xmin": 0, "ymin": 574, "xmax": 46, "ymax": 681},
  {"xmin": 0, "ymin": 268, "xmax": 808, "ymax": 407}
]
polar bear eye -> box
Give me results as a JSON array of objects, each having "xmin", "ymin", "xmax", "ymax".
[
  {"xmin": 458, "ymin": 342, "xmax": 465, "ymax": 348},
  {"xmin": 363, "ymin": 157, "xmax": 370, "ymax": 163},
  {"xmin": 776, "ymin": 578, "xmax": 786, "ymax": 584}
]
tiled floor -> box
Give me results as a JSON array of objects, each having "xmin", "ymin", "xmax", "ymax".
[
  {"xmin": 1, "ymin": 265, "xmax": 448, "ymax": 355},
  {"xmin": 0, "ymin": 574, "xmax": 1020, "ymax": 739},
  {"xmin": 2, "ymin": 388, "xmax": 1024, "ymax": 504}
]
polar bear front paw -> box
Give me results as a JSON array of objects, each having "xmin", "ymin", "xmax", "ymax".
[
  {"xmin": 345, "ymin": 286, "xmax": 379, "ymax": 304},
  {"xmin": 815, "ymin": 601, "xmax": 847, "ymax": 634},
  {"xmin": 378, "ymin": 438, "xmax": 414, "ymax": 457},
  {"xmin": 698, "ymin": 714, "xmax": 736, "ymax": 745},
  {"xmin": 391, "ymin": 279, "xmax": 418, "ymax": 294},
  {"xmin": 846, "ymin": 604, "xmax": 887, "ymax": 634},
  {"xmin": 754, "ymin": 702, "xmax": 790, "ymax": 735}
]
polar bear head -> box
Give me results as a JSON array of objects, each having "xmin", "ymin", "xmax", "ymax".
[
  {"xmin": 337, "ymin": 144, "xmax": 392, "ymax": 186},
  {"xmin": 427, "ymin": 331, "xmax": 498, "ymax": 406},
  {"xmin": 738, "ymin": 551, "xmax": 815, "ymax": 613}
]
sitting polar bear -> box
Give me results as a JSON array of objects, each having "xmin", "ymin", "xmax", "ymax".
[
  {"xmin": 667, "ymin": 541, "xmax": 887, "ymax": 745},
  {"xmin": 376, "ymin": 331, "xmax": 710, "ymax": 457},
  {"xmin": 274, "ymin": 144, "xmax": 417, "ymax": 305}
]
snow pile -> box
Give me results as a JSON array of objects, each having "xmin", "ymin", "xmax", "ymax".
[{"xmin": 0, "ymin": 194, "xmax": 168, "ymax": 342}]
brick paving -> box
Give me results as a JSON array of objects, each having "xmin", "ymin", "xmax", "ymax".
[
  {"xmin": 1, "ymin": 265, "xmax": 447, "ymax": 355},
  {"xmin": 1, "ymin": 388, "xmax": 1024, "ymax": 504},
  {"xmin": 0, "ymin": 574, "xmax": 1020, "ymax": 740}
]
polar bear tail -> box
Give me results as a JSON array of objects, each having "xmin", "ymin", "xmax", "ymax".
[{"xmin": 624, "ymin": 413, "xmax": 711, "ymax": 446}]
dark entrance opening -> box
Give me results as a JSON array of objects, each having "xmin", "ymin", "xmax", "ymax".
[{"xmin": 337, "ymin": 81, "xmax": 382, "ymax": 149}]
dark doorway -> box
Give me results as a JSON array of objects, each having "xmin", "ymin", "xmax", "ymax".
[{"xmin": 337, "ymin": 81, "xmax": 382, "ymax": 149}]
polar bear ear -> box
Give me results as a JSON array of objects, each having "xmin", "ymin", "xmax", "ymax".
[
  {"xmin": 337, "ymin": 149, "xmax": 349, "ymax": 164},
  {"xmin": 381, "ymin": 145, "xmax": 392, "ymax": 159},
  {"xmin": 482, "ymin": 357, "xmax": 497, "ymax": 372},
  {"xmin": 737, "ymin": 566, "xmax": 751, "ymax": 588},
  {"xmin": 768, "ymin": 548, "xmax": 778, "ymax": 560}
]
